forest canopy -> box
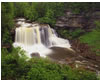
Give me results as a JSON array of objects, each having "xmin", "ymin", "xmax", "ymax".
[{"xmin": 1, "ymin": 2, "xmax": 100, "ymax": 45}]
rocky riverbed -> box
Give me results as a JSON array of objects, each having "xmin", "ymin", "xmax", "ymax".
[{"xmin": 46, "ymin": 39, "xmax": 100, "ymax": 73}]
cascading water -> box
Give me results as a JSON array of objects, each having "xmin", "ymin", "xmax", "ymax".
[{"xmin": 13, "ymin": 18, "xmax": 71, "ymax": 58}]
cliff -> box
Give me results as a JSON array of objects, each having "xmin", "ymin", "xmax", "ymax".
[{"xmin": 56, "ymin": 10, "xmax": 100, "ymax": 30}]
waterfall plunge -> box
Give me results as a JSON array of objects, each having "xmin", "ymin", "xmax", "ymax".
[{"xmin": 13, "ymin": 19, "xmax": 71, "ymax": 58}]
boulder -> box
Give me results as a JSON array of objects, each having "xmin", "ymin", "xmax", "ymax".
[{"xmin": 31, "ymin": 53, "xmax": 40, "ymax": 58}]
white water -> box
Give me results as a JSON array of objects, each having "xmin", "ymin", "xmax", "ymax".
[{"xmin": 13, "ymin": 18, "xmax": 71, "ymax": 58}]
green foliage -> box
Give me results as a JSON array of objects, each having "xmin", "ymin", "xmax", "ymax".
[
  {"xmin": 27, "ymin": 62, "xmax": 62, "ymax": 80},
  {"xmin": 31, "ymin": 2, "xmax": 65, "ymax": 25},
  {"xmin": 14, "ymin": 3, "xmax": 28, "ymax": 17},
  {"xmin": 1, "ymin": 3, "xmax": 100, "ymax": 79},
  {"xmin": 67, "ymin": 3, "xmax": 98, "ymax": 14},
  {"xmin": 2, "ymin": 29, "xmax": 12, "ymax": 44},
  {"xmin": 1, "ymin": 2, "xmax": 14, "ymax": 45},
  {"xmin": 58, "ymin": 28, "xmax": 84, "ymax": 39},
  {"xmin": 37, "ymin": 8, "xmax": 56, "ymax": 25},
  {"xmin": 1, "ymin": 47, "xmax": 29, "ymax": 80},
  {"xmin": 68, "ymin": 3, "xmax": 90, "ymax": 14},
  {"xmin": 13, "ymin": 2, "xmax": 65, "ymax": 25},
  {"xmin": 95, "ymin": 21, "xmax": 100, "ymax": 30},
  {"xmin": 80, "ymin": 22, "xmax": 100, "ymax": 54},
  {"xmin": 2, "ymin": 2, "xmax": 100, "ymax": 45},
  {"xmin": 69, "ymin": 28, "xmax": 84, "ymax": 38},
  {"xmin": 2, "ymin": 48, "xmax": 98, "ymax": 80},
  {"xmin": 58, "ymin": 29, "xmax": 71, "ymax": 39}
]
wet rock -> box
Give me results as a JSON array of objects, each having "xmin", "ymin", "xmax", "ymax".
[{"xmin": 31, "ymin": 53, "xmax": 40, "ymax": 58}]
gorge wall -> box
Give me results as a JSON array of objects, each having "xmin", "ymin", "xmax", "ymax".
[{"xmin": 55, "ymin": 10, "xmax": 100, "ymax": 30}]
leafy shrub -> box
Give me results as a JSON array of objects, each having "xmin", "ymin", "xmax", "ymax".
[
  {"xmin": 1, "ymin": 47, "xmax": 29, "ymax": 80},
  {"xmin": 1, "ymin": 2, "xmax": 14, "ymax": 45},
  {"xmin": 70, "ymin": 28, "xmax": 85, "ymax": 38},
  {"xmin": 80, "ymin": 22, "xmax": 100, "ymax": 55},
  {"xmin": 58, "ymin": 28, "xmax": 84, "ymax": 39},
  {"xmin": 1, "ymin": 48, "xmax": 99, "ymax": 80},
  {"xmin": 95, "ymin": 21, "xmax": 100, "ymax": 30}
]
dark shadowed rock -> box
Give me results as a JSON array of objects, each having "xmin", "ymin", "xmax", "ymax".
[
  {"xmin": 56, "ymin": 11, "xmax": 100, "ymax": 29},
  {"xmin": 31, "ymin": 53, "xmax": 40, "ymax": 58}
]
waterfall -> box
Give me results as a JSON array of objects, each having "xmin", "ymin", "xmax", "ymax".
[{"xmin": 13, "ymin": 18, "xmax": 71, "ymax": 58}]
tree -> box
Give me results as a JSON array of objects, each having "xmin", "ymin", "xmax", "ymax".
[{"xmin": 1, "ymin": 2, "xmax": 14, "ymax": 44}]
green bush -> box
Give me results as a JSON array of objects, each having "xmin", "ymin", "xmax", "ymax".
[
  {"xmin": 1, "ymin": 2, "xmax": 14, "ymax": 45},
  {"xmin": 70, "ymin": 28, "xmax": 84, "ymax": 38},
  {"xmin": 1, "ymin": 47, "xmax": 29, "ymax": 80},
  {"xmin": 95, "ymin": 21, "xmax": 100, "ymax": 30},
  {"xmin": 1, "ymin": 48, "xmax": 99, "ymax": 80},
  {"xmin": 58, "ymin": 28, "xmax": 84, "ymax": 39},
  {"xmin": 80, "ymin": 23, "xmax": 100, "ymax": 55}
]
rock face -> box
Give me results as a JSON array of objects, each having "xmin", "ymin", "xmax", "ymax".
[
  {"xmin": 56, "ymin": 15, "xmax": 84, "ymax": 28},
  {"xmin": 56, "ymin": 10, "xmax": 100, "ymax": 29}
]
